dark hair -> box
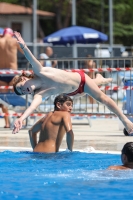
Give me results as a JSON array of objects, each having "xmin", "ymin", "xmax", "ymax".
[
  {"xmin": 54, "ymin": 94, "xmax": 73, "ymax": 110},
  {"xmin": 13, "ymin": 72, "xmax": 34, "ymax": 96},
  {"xmin": 123, "ymin": 128, "xmax": 129, "ymax": 136},
  {"xmin": 14, "ymin": 85, "xmax": 21, "ymax": 95},
  {"xmin": 122, "ymin": 142, "xmax": 133, "ymax": 162}
]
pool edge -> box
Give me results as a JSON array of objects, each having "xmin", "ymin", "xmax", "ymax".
[{"xmin": 0, "ymin": 146, "xmax": 121, "ymax": 154}]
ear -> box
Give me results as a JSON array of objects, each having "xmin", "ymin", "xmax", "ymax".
[
  {"xmin": 121, "ymin": 154, "xmax": 128, "ymax": 164},
  {"xmin": 20, "ymin": 76, "xmax": 25, "ymax": 81},
  {"xmin": 56, "ymin": 102, "xmax": 62, "ymax": 109}
]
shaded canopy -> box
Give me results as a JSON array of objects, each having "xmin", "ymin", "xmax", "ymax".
[{"xmin": 43, "ymin": 25, "xmax": 108, "ymax": 45}]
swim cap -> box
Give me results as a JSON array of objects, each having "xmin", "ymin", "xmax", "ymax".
[{"xmin": 3, "ymin": 28, "xmax": 13, "ymax": 36}]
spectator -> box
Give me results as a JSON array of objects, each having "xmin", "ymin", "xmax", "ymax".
[
  {"xmin": 0, "ymin": 28, "xmax": 23, "ymax": 128},
  {"xmin": 39, "ymin": 47, "xmax": 57, "ymax": 67},
  {"xmin": 84, "ymin": 55, "xmax": 96, "ymax": 104}
]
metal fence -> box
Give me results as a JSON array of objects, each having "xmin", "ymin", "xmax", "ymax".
[
  {"xmin": 16, "ymin": 57, "xmax": 133, "ymax": 117},
  {"xmin": 1, "ymin": 56, "xmax": 133, "ymax": 121}
]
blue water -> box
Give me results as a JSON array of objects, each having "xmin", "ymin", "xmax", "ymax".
[{"xmin": 0, "ymin": 151, "xmax": 133, "ymax": 200}]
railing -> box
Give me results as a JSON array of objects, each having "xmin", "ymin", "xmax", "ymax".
[{"xmin": 0, "ymin": 56, "xmax": 133, "ymax": 120}]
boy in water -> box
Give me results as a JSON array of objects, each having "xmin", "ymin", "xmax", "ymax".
[
  {"xmin": 29, "ymin": 94, "xmax": 74, "ymax": 153},
  {"xmin": 12, "ymin": 32, "xmax": 133, "ymax": 135},
  {"xmin": 108, "ymin": 142, "xmax": 133, "ymax": 170}
]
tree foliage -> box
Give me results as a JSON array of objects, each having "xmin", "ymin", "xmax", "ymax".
[{"xmin": 1, "ymin": 0, "xmax": 133, "ymax": 45}]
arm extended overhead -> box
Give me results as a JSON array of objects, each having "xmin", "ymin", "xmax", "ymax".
[{"xmin": 14, "ymin": 31, "xmax": 43, "ymax": 76}]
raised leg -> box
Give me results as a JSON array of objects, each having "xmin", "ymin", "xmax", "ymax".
[
  {"xmin": 84, "ymin": 74, "xmax": 133, "ymax": 135},
  {"xmin": 93, "ymin": 73, "xmax": 112, "ymax": 85}
]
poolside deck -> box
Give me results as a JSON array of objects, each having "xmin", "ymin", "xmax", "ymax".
[{"xmin": 0, "ymin": 117, "xmax": 132, "ymax": 152}]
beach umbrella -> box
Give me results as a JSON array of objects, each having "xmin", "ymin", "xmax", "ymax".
[
  {"xmin": 43, "ymin": 25, "xmax": 108, "ymax": 45},
  {"xmin": 43, "ymin": 25, "xmax": 108, "ymax": 67}
]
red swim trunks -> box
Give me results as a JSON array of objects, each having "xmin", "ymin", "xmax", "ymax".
[{"xmin": 67, "ymin": 70, "xmax": 85, "ymax": 96}]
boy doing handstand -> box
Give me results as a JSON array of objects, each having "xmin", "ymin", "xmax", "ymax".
[{"xmin": 12, "ymin": 32, "xmax": 133, "ymax": 135}]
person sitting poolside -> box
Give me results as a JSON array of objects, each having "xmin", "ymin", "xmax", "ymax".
[
  {"xmin": 29, "ymin": 94, "xmax": 74, "ymax": 153},
  {"xmin": 12, "ymin": 32, "xmax": 133, "ymax": 135},
  {"xmin": 108, "ymin": 142, "xmax": 133, "ymax": 170},
  {"xmin": 39, "ymin": 46, "xmax": 57, "ymax": 68}
]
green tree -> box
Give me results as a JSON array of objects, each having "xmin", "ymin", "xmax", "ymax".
[{"xmin": 1, "ymin": 0, "xmax": 133, "ymax": 45}]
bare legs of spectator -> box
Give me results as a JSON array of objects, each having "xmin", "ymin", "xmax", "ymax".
[
  {"xmin": 0, "ymin": 80, "xmax": 10, "ymax": 128},
  {"xmin": 0, "ymin": 104, "xmax": 10, "ymax": 128}
]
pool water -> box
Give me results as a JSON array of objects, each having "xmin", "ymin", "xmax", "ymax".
[{"xmin": 0, "ymin": 151, "xmax": 133, "ymax": 200}]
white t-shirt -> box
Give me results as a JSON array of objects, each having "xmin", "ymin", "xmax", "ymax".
[{"xmin": 39, "ymin": 53, "xmax": 52, "ymax": 67}]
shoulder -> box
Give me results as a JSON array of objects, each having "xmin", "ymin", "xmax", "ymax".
[
  {"xmin": 8, "ymin": 37, "xmax": 17, "ymax": 43},
  {"xmin": 62, "ymin": 112, "xmax": 71, "ymax": 119},
  {"xmin": 6, "ymin": 37, "xmax": 18, "ymax": 47},
  {"xmin": 108, "ymin": 165, "xmax": 129, "ymax": 170},
  {"xmin": 39, "ymin": 53, "xmax": 48, "ymax": 59},
  {"xmin": 54, "ymin": 111, "xmax": 70, "ymax": 117}
]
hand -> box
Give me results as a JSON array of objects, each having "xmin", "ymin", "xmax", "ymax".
[
  {"xmin": 13, "ymin": 31, "xmax": 26, "ymax": 49},
  {"xmin": 12, "ymin": 118, "xmax": 23, "ymax": 134}
]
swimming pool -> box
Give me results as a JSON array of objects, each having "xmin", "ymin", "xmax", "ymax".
[{"xmin": 0, "ymin": 150, "xmax": 133, "ymax": 200}]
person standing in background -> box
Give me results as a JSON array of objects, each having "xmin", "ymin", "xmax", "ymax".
[
  {"xmin": 0, "ymin": 28, "xmax": 23, "ymax": 128},
  {"xmin": 39, "ymin": 46, "xmax": 57, "ymax": 67},
  {"xmin": 84, "ymin": 55, "xmax": 96, "ymax": 104}
]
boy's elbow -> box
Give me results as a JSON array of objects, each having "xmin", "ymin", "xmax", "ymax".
[
  {"xmin": 28, "ymin": 129, "xmax": 32, "ymax": 136},
  {"xmin": 67, "ymin": 130, "xmax": 74, "ymax": 136},
  {"xmin": 28, "ymin": 129, "xmax": 31, "ymax": 133}
]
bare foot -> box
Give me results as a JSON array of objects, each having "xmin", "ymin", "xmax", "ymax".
[
  {"xmin": 124, "ymin": 118, "xmax": 133, "ymax": 135},
  {"xmin": 95, "ymin": 74, "xmax": 112, "ymax": 85}
]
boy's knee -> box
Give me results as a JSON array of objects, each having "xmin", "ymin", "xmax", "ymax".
[{"xmin": 98, "ymin": 93, "xmax": 109, "ymax": 104}]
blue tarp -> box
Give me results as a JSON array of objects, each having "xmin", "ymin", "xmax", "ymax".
[{"xmin": 0, "ymin": 93, "xmax": 26, "ymax": 106}]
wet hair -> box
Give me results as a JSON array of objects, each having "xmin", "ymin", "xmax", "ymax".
[
  {"xmin": 54, "ymin": 94, "xmax": 73, "ymax": 110},
  {"xmin": 13, "ymin": 72, "xmax": 34, "ymax": 95},
  {"xmin": 122, "ymin": 142, "xmax": 133, "ymax": 162}
]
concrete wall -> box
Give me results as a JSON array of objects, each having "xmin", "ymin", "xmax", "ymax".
[{"xmin": 0, "ymin": 15, "xmax": 32, "ymax": 42}]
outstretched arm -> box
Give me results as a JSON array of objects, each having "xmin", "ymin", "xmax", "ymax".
[
  {"xmin": 63, "ymin": 113, "xmax": 74, "ymax": 151},
  {"xmin": 14, "ymin": 31, "xmax": 43, "ymax": 76},
  {"xmin": 12, "ymin": 94, "xmax": 42, "ymax": 134},
  {"xmin": 29, "ymin": 117, "xmax": 44, "ymax": 149}
]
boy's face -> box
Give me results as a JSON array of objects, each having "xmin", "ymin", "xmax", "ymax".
[
  {"xmin": 16, "ymin": 76, "xmax": 33, "ymax": 95},
  {"xmin": 57, "ymin": 101, "xmax": 73, "ymax": 113}
]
